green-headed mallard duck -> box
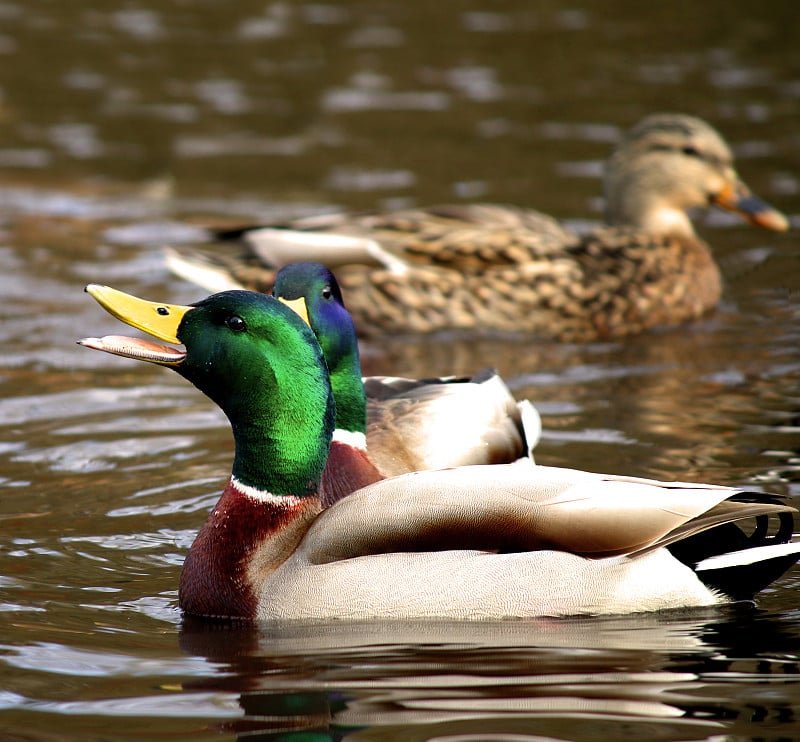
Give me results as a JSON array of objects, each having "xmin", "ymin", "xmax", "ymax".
[
  {"xmin": 272, "ymin": 261, "xmax": 540, "ymax": 481},
  {"xmin": 166, "ymin": 113, "xmax": 788, "ymax": 341},
  {"xmin": 80, "ymin": 284, "xmax": 800, "ymax": 620}
]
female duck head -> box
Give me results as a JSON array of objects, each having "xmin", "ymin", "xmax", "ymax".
[{"xmin": 604, "ymin": 113, "xmax": 789, "ymax": 235}]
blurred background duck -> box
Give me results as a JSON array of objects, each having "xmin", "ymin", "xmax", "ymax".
[
  {"xmin": 272, "ymin": 261, "xmax": 540, "ymax": 483},
  {"xmin": 166, "ymin": 113, "xmax": 788, "ymax": 341},
  {"xmin": 80, "ymin": 285, "xmax": 800, "ymax": 621}
]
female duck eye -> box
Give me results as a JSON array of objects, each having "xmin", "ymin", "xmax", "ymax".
[
  {"xmin": 225, "ymin": 315, "xmax": 246, "ymax": 332},
  {"xmin": 682, "ymin": 145, "xmax": 701, "ymax": 158},
  {"xmin": 321, "ymin": 285, "xmax": 332, "ymax": 300}
]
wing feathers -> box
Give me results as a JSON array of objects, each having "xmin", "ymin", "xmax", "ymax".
[{"xmin": 298, "ymin": 464, "xmax": 793, "ymax": 565}]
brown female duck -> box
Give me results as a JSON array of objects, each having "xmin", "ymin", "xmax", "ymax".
[{"xmin": 166, "ymin": 113, "xmax": 788, "ymax": 341}]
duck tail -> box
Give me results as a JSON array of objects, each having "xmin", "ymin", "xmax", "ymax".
[
  {"xmin": 517, "ymin": 398, "xmax": 542, "ymax": 462},
  {"xmin": 695, "ymin": 540, "xmax": 800, "ymax": 601},
  {"xmin": 686, "ymin": 511, "xmax": 800, "ymax": 600},
  {"xmin": 211, "ymin": 225, "xmax": 260, "ymax": 241}
]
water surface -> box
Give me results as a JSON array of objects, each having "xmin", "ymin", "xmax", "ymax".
[{"xmin": 1, "ymin": 1, "xmax": 799, "ymax": 739}]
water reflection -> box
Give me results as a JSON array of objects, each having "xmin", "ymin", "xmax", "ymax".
[{"xmin": 176, "ymin": 606, "xmax": 800, "ymax": 739}]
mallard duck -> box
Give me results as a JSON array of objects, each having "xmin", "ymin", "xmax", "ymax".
[
  {"xmin": 80, "ymin": 284, "xmax": 800, "ymax": 620},
  {"xmin": 272, "ymin": 261, "xmax": 540, "ymax": 480},
  {"xmin": 165, "ymin": 113, "xmax": 789, "ymax": 341}
]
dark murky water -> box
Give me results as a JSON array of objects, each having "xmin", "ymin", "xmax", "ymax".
[{"xmin": 1, "ymin": 2, "xmax": 799, "ymax": 739}]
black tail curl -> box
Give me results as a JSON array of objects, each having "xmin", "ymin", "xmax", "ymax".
[{"xmin": 668, "ymin": 504, "xmax": 798, "ymax": 601}]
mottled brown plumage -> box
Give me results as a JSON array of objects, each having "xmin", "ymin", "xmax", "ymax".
[{"xmin": 166, "ymin": 114, "xmax": 788, "ymax": 341}]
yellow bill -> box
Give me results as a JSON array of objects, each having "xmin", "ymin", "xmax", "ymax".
[{"xmin": 79, "ymin": 284, "xmax": 193, "ymax": 366}]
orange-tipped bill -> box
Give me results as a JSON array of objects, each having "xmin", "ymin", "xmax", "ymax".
[{"xmin": 712, "ymin": 181, "xmax": 789, "ymax": 232}]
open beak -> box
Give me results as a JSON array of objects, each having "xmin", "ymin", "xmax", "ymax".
[
  {"xmin": 78, "ymin": 284, "xmax": 192, "ymax": 366},
  {"xmin": 712, "ymin": 180, "xmax": 789, "ymax": 232}
]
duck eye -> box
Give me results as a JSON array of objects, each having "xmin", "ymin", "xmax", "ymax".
[
  {"xmin": 321, "ymin": 285, "xmax": 332, "ymax": 300},
  {"xmin": 682, "ymin": 145, "xmax": 701, "ymax": 158},
  {"xmin": 225, "ymin": 315, "xmax": 246, "ymax": 333}
]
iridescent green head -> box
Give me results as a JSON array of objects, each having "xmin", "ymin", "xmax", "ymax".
[
  {"xmin": 273, "ymin": 262, "xmax": 366, "ymax": 436},
  {"xmin": 80, "ymin": 286, "xmax": 335, "ymax": 497}
]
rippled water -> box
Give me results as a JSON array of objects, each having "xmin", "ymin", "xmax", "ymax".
[{"xmin": 1, "ymin": 1, "xmax": 799, "ymax": 740}]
